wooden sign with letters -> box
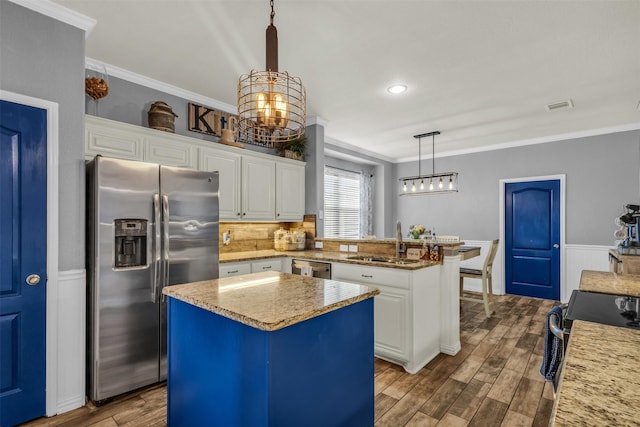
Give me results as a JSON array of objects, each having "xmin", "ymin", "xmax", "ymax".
[{"xmin": 188, "ymin": 102, "xmax": 238, "ymax": 138}]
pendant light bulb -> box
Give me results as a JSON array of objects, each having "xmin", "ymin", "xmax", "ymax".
[
  {"xmin": 403, "ymin": 181, "xmax": 407, "ymax": 192},
  {"xmin": 429, "ymin": 178, "xmax": 434, "ymax": 191},
  {"xmin": 411, "ymin": 181, "xmax": 416, "ymax": 192},
  {"xmin": 448, "ymin": 176, "xmax": 453, "ymax": 190},
  {"xmin": 420, "ymin": 179, "xmax": 425, "ymax": 190},
  {"xmin": 439, "ymin": 177, "xmax": 443, "ymax": 189}
]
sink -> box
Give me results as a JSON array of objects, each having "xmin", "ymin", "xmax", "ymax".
[{"xmin": 347, "ymin": 255, "xmax": 420, "ymax": 265}]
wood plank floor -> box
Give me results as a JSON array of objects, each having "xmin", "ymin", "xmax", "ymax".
[{"xmin": 22, "ymin": 292, "xmax": 557, "ymax": 427}]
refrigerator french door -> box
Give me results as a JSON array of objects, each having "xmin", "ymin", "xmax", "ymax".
[{"xmin": 87, "ymin": 156, "xmax": 219, "ymax": 402}]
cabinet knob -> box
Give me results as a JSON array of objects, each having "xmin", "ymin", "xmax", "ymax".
[
  {"xmin": 277, "ymin": 213, "xmax": 280, "ymax": 217},
  {"xmin": 242, "ymin": 213, "xmax": 246, "ymax": 216},
  {"xmin": 237, "ymin": 212, "xmax": 241, "ymax": 216}
]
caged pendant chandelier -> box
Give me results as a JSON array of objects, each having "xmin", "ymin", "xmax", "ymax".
[
  {"xmin": 399, "ymin": 131, "xmax": 458, "ymax": 195},
  {"xmin": 237, "ymin": 0, "xmax": 306, "ymax": 148}
]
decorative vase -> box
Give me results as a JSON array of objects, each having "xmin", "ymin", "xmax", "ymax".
[{"xmin": 148, "ymin": 101, "xmax": 178, "ymax": 133}]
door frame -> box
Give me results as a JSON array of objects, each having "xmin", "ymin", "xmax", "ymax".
[
  {"xmin": 499, "ymin": 174, "xmax": 565, "ymax": 299},
  {"xmin": 0, "ymin": 90, "xmax": 59, "ymax": 416}
]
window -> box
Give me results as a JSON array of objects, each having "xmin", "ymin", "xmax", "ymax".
[{"xmin": 324, "ymin": 166, "xmax": 361, "ymax": 238}]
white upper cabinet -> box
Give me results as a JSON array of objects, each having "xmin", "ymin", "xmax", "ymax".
[
  {"xmin": 242, "ymin": 156, "xmax": 276, "ymax": 220},
  {"xmin": 145, "ymin": 135, "xmax": 197, "ymax": 168},
  {"xmin": 85, "ymin": 116, "xmax": 143, "ymax": 160},
  {"xmin": 199, "ymin": 148, "xmax": 242, "ymax": 220},
  {"xmin": 85, "ymin": 116, "xmax": 305, "ymax": 222},
  {"xmin": 276, "ymin": 162, "xmax": 305, "ymax": 221}
]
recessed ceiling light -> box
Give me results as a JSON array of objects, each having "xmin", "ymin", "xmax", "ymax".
[{"xmin": 387, "ymin": 84, "xmax": 408, "ymax": 94}]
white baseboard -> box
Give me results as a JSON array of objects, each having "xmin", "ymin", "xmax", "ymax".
[{"xmin": 56, "ymin": 269, "xmax": 86, "ymax": 414}]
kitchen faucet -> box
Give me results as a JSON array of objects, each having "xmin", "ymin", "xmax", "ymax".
[{"xmin": 396, "ymin": 221, "xmax": 405, "ymax": 258}]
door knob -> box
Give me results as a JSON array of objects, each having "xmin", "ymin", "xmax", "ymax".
[
  {"xmin": 26, "ymin": 274, "xmax": 40, "ymax": 285},
  {"xmin": 553, "ymin": 244, "xmax": 559, "ymax": 249}
]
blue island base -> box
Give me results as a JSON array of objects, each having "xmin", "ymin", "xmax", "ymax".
[{"xmin": 167, "ymin": 298, "xmax": 375, "ymax": 427}]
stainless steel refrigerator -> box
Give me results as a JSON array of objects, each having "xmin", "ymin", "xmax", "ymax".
[{"xmin": 86, "ymin": 156, "xmax": 219, "ymax": 402}]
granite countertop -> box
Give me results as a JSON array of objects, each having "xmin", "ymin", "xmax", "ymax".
[
  {"xmin": 579, "ymin": 270, "xmax": 640, "ymax": 297},
  {"xmin": 220, "ymin": 249, "xmax": 441, "ymax": 270},
  {"xmin": 315, "ymin": 237, "xmax": 463, "ymax": 247},
  {"xmin": 551, "ymin": 320, "xmax": 640, "ymax": 426},
  {"xmin": 162, "ymin": 271, "xmax": 380, "ymax": 331}
]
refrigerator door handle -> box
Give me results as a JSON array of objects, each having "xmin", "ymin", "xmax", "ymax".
[
  {"xmin": 162, "ymin": 194, "xmax": 170, "ymax": 300},
  {"xmin": 153, "ymin": 194, "xmax": 161, "ymax": 303}
]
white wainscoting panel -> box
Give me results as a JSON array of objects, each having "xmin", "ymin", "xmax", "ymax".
[
  {"xmin": 563, "ymin": 244, "xmax": 611, "ymax": 303},
  {"xmin": 56, "ymin": 269, "xmax": 86, "ymax": 414}
]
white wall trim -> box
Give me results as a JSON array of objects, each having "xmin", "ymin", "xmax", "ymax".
[
  {"xmin": 499, "ymin": 175, "xmax": 566, "ymax": 301},
  {"xmin": 307, "ymin": 116, "xmax": 329, "ymax": 128},
  {"xmin": 563, "ymin": 244, "xmax": 611, "ymax": 303},
  {"xmin": 7, "ymin": 0, "xmax": 96, "ymax": 37},
  {"xmin": 397, "ymin": 122, "xmax": 640, "ymax": 162},
  {"xmin": 0, "ymin": 90, "xmax": 60, "ymax": 416},
  {"xmin": 56, "ymin": 269, "xmax": 86, "ymax": 414}
]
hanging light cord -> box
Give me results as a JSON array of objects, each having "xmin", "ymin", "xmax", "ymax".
[
  {"xmin": 270, "ymin": 0, "xmax": 275, "ymax": 25},
  {"xmin": 432, "ymin": 133, "xmax": 435, "ymax": 175}
]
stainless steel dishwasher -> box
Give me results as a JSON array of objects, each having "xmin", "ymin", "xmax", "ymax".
[{"xmin": 291, "ymin": 259, "xmax": 331, "ymax": 279}]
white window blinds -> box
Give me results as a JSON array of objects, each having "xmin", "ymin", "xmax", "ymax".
[{"xmin": 324, "ymin": 166, "xmax": 361, "ymax": 238}]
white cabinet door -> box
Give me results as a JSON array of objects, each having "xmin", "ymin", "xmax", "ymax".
[
  {"xmin": 374, "ymin": 287, "xmax": 409, "ymax": 360},
  {"xmin": 242, "ymin": 157, "xmax": 275, "ymax": 220},
  {"xmin": 276, "ymin": 162, "xmax": 305, "ymax": 221},
  {"xmin": 251, "ymin": 259, "xmax": 283, "ymax": 273},
  {"xmin": 85, "ymin": 116, "xmax": 143, "ymax": 160},
  {"xmin": 219, "ymin": 262, "xmax": 251, "ymax": 278},
  {"xmin": 199, "ymin": 147, "xmax": 242, "ymax": 220},
  {"xmin": 145, "ymin": 135, "xmax": 197, "ymax": 168}
]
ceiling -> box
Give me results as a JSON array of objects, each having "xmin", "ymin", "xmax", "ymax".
[{"xmin": 54, "ymin": 0, "xmax": 640, "ymax": 162}]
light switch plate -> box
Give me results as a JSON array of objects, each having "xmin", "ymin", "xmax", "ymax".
[
  {"xmin": 339, "ymin": 244, "xmax": 349, "ymax": 252},
  {"xmin": 348, "ymin": 245, "xmax": 358, "ymax": 253},
  {"xmin": 315, "ymin": 241, "xmax": 324, "ymax": 249}
]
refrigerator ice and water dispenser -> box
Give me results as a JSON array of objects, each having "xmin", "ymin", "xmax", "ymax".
[{"xmin": 114, "ymin": 219, "xmax": 148, "ymax": 268}]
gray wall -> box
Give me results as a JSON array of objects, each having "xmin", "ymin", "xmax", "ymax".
[
  {"xmin": 0, "ymin": 1, "xmax": 86, "ymax": 271},
  {"xmin": 396, "ymin": 130, "xmax": 640, "ymax": 245},
  {"xmin": 87, "ymin": 75, "xmax": 277, "ymax": 157}
]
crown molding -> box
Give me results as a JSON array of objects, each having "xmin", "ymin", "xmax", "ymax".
[
  {"xmin": 396, "ymin": 122, "xmax": 640, "ymax": 163},
  {"xmin": 307, "ymin": 116, "xmax": 329, "ymax": 127},
  {"xmin": 85, "ymin": 57, "xmax": 238, "ymax": 114},
  {"xmin": 325, "ymin": 136, "xmax": 395, "ymax": 164},
  {"xmin": 8, "ymin": 0, "xmax": 96, "ymax": 37}
]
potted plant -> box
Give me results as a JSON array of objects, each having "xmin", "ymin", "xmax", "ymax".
[{"xmin": 278, "ymin": 135, "xmax": 306, "ymax": 161}]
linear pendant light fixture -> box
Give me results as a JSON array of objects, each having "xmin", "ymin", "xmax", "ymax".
[
  {"xmin": 399, "ymin": 131, "xmax": 458, "ymax": 195},
  {"xmin": 237, "ymin": 0, "xmax": 306, "ymax": 147}
]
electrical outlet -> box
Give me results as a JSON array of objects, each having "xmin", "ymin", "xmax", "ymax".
[
  {"xmin": 315, "ymin": 241, "xmax": 324, "ymax": 249},
  {"xmin": 348, "ymin": 245, "xmax": 358, "ymax": 253},
  {"xmin": 339, "ymin": 244, "xmax": 349, "ymax": 252}
]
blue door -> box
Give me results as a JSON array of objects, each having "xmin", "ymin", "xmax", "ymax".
[
  {"xmin": 0, "ymin": 100, "xmax": 47, "ymax": 426},
  {"xmin": 505, "ymin": 180, "xmax": 560, "ymax": 300}
]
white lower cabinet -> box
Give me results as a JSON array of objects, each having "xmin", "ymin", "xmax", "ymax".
[
  {"xmin": 219, "ymin": 262, "xmax": 251, "ymax": 278},
  {"xmin": 250, "ymin": 259, "xmax": 282, "ymax": 273},
  {"xmin": 220, "ymin": 258, "xmax": 285, "ymax": 278},
  {"xmin": 332, "ymin": 262, "xmax": 441, "ymax": 374}
]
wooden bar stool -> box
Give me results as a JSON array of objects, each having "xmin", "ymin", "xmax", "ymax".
[{"xmin": 460, "ymin": 239, "xmax": 499, "ymax": 318}]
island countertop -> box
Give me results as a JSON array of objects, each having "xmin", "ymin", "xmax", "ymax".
[
  {"xmin": 162, "ymin": 271, "xmax": 380, "ymax": 331},
  {"xmin": 579, "ymin": 270, "xmax": 640, "ymax": 296},
  {"xmin": 551, "ymin": 320, "xmax": 640, "ymax": 426}
]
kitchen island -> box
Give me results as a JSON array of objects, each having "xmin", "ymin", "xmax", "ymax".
[{"xmin": 162, "ymin": 271, "xmax": 379, "ymax": 426}]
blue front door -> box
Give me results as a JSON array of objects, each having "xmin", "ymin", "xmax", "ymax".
[
  {"xmin": 505, "ymin": 180, "xmax": 560, "ymax": 300},
  {"xmin": 0, "ymin": 100, "xmax": 47, "ymax": 426}
]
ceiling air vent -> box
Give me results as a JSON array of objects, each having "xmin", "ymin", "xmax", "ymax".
[{"xmin": 545, "ymin": 100, "xmax": 574, "ymax": 111}]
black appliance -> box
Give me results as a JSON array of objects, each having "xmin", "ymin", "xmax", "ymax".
[
  {"xmin": 618, "ymin": 204, "xmax": 640, "ymax": 254},
  {"xmin": 563, "ymin": 290, "xmax": 640, "ymax": 348}
]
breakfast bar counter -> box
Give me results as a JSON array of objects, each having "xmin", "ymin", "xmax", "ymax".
[{"xmin": 163, "ymin": 271, "xmax": 380, "ymax": 426}]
